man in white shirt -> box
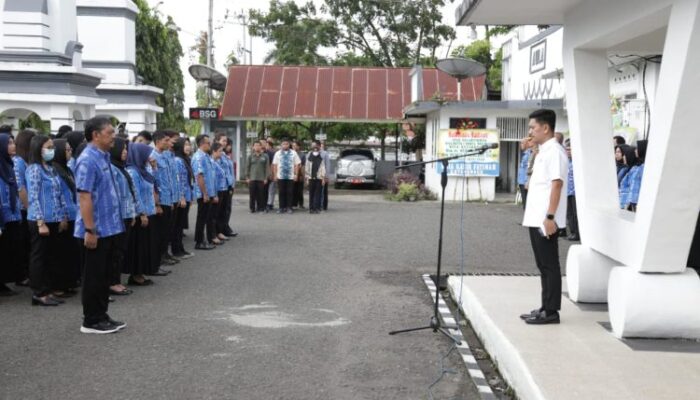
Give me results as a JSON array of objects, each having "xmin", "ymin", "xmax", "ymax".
[
  {"xmin": 272, "ymin": 139, "xmax": 301, "ymax": 214},
  {"xmin": 520, "ymin": 109, "xmax": 568, "ymax": 325}
]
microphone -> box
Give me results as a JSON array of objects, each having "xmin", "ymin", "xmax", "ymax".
[{"xmin": 479, "ymin": 142, "xmax": 499, "ymax": 151}]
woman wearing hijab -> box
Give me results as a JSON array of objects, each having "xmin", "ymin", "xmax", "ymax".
[
  {"xmin": 65, "ymin": 131, "xmax": 86, "ymax": 173},
  {"xmin": 26, "ymin": 135, "xmax": 69, "ymax": 306},
  {"xmin": 109, "ymin": 138, "xmax": 137, "ymax": 295},
  {"xmin": 0, "ymin": 133, "xmax": 22, "ymax": 296},
  {"xmin": 51, "ymin": 139, "xmax": 80, "ymax": 296},
  {"xmin": 125, "ymin": 143, "xmax": 158, "ymax": 286},
  {"xmin": 12, "ymin": 129, "xmax": 35, "ymax": 287},
  {"xmin": 172, "ymin": 137, "xmax": 194, "ymax": 259},
  {"xmin": 618, "ymin": 145, "xmax": 638, "ymax": 208},
  {"xmin": 626, "ymin": 140, "xmax": 647, "ymax": 212}
]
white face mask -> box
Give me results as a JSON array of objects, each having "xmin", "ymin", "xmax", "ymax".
[
  {"xmin": 42, "ymin": 148, "xmax": 55, "ymax": 162},
  {"xmin": 312, "ymin": 151, "xmax": 319, "ymax": 156}
]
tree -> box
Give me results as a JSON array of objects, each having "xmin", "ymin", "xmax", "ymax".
[
  {"xmin": 134, "ymin": 0, "xmax": 186, "ymax": 131},
  {"xmin": 248, "ymin": 1, "xmax": 338, "ymax": 65},
  {"xmin": 323, "ymin": 0, "xmax": 455, "ymax": 67}
]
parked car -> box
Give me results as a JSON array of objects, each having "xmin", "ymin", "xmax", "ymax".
[{"xmin": 335, "ymin": 149, "xmax": 377, "ymax": 189}]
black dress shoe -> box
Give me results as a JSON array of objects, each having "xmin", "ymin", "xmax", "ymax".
[
  {"xmin": 519, "ymin": 309, "xmax": 542, "ymax": 320},
  {"xmin": 150, "ymin": 268, "xmax": 171, "ymax": 276},
  {"xmin": 567, "ymin": 234, "xmax": 580, "ymax": 241},
  {"xmin": 195, "ymin": 242, "xmax": 214, "ymax": 250},
  {"xmin": 32, "ymin": 295, "xmax": 60, "ymax": 306},
  {"xmin": 525, "ymin": 311, "xmax": 560, "ymax": 325},
  {"xmin": 225, "ymin": 232, "xmax": 238, "ymax": 237}
]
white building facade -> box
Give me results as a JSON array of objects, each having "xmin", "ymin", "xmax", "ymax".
[{"xmin": 0, "ymin": 0, "xmax": 161, "ymax": 134}]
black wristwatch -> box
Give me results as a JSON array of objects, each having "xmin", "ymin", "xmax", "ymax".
[
  {"xmin": 85, "ymin": 227, "xmax": 96, "ymax": 235},
  {"xmin": 546, "ymin": 214, "xmax": 555, "ymax": 220}
]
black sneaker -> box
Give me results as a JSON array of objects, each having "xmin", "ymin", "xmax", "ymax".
[
  {"xmin": 106, "ymin": 316, "xmax": 127, "ymax": 331},
  {"xmin": 80, "ymin": 320, "xmax": 120, "ymax": 334}
]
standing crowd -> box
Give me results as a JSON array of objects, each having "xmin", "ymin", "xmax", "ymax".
[
  {"xmin": 246, "ymin": 138, "xmax": 331, "ymax": 215},
  {"xmin": 0, "ymin": 118, "xmax": 237, "ymax": 334}
]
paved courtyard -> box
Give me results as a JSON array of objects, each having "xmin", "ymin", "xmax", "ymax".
[{"xmin": 0, "ymin": 194, "xmax": 573, "ymax": 399}]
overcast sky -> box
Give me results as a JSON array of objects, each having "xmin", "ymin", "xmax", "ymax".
[{"xmin": 146, "ymin": 0, "xmax": 476, "ymax": 113}]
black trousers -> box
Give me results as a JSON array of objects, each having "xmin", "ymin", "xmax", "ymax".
[
  {"xmin": 262, "ymin": 180, "xmax": 270, "ymax": 207},
  {"xmin": 172, "ymin": 205, "xmax": 189, "ymax": 255},
  {"xmin": 278, "ymin": 179, "xmax": 294, "ymax": 210},
  {"xmin": 567, "ymin": 196, "xmax": 579, "ymax": 238},
  {"xmin": 0, "ymin": 221, "xmax": 21, "ymax": 284},
  {"xmin": 308, "ymin": 180, "xmax": 323, "ymax": 211},
  {"xmin": 293, "ymin": 180, "xmax": 304, "ymax": 207},
  {"xmin": 56, "ymin": 221, "xmax": 80, "ymax": 290},
  {"xmin": 195, "ymin": 199, "xmax": 209, "ymax": 244},
  {"xmin": 81, "ymin": 234, "xmax": 119, "ymax": 325},
  {"xmin": 29, "ymin": 222, "xmax": 60, "ymax": 296},
  {"xmin": 16, "ymin": 210, "xmax": 30, "ymax": 282},
  {"xmin": 110, "ymin": 220, "xmax": 132, "ymax": 286},
  {"xmin": 216, "ymin": 190, "xmax": 229, "ymax": 235},
  {"xmin": 249, "ymin": 181, "xmax": 266, "ymax": 212},
  {"xmin": 528, "ymin": 227, "xmax": 562, "ymax": 312},
  {"xmin": 322, "ymin": 183, "xmax": 329, "ymax": 210},
  {"xmin": 519, "ymin": 184, "xmax": 528, "ymax": 210},
  {"xmin": 155, "ymin": 205, "xmax": 173, "ymax": 257},
  {"xmin": 217, "ymin": 189, "xmax": 233, "ymax": 235}
]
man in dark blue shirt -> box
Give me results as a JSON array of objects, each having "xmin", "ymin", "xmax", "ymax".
[{"xmin": 74, "ymin": 116, "xmax": 126, "ymax": 334}]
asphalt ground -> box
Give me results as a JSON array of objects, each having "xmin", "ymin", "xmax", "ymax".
[{"xmin": 0, "ymin": 194, "xmax": 573, "ymax": 400}]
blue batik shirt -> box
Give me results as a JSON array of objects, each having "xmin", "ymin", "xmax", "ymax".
[
  {"xmin": 174, "ymin": 157, "xmax": 193, "ymax": 202},
  {"xmin": 166, "ymin": 151, "xmax": 183, "ymax": 203},
  {"xmin": 73, "ymin": 144, "xmax": 124, "ymax": 239},
  {"xmin": 628, "ymin": 164, "xmax": 644, "ymax": 205},
  {"xmin": 57, "ymin": 177, "xmax": 78, "ymax": 221},
  {"xmin": 567, "ymin": 159, "xmax": 575, "ymax": 196},
  {"xmin": 517, "ymin": 149, "xmax": 531, "ymax": 186},
  {"xmin": 111, "ymin": 164, "xmax": 137, "ymax": 220},
  {"xmin": 26, "ymin": 164, "xmax": 68, "ymax": 223},
  {"xmin": 218, "ymin": 154, "xmax": 235, "ymax": 188},
  {"xmin": 619, "ymin": 165, "xmax": 641, "ymax": 209},
  {"xmin": 0, "ymin": 178, "xmax": 21, "ymax": 223},
  {"xmin": 12, "ymin": 156, "xmax": 27, "ymax": 210},
  {"xmin": 191, "ymin": 149, "xmax": 216, "ymax": 199},
  {"xmin": 151, "ymin": 149, "xmax": 175, "ymax": 205},
  {"xmin": 214, "ymin": 160, "xmax": 228, "ymax": 192},
  {"xmin": 127, "ymin": 166, "xmax": 155, "ymax": 216}
]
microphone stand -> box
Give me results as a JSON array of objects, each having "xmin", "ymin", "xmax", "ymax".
[{"xmin": 389, "ymin": 146, "xmax": 494, "ymax": 345}]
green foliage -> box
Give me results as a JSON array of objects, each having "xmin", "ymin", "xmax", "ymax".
[
  {"xmin": 387, "ymin": 171, "xmax": 435, "ymax": 201},
  {"xmin": 19, "ymin": 113, "xmax": 49, "ymax": 133},
  {"xmin": 249, "ymin": 1, "xmax": 337, "ymax": 65},
  {"xmin": 249, "ymin": 0, "xmax": 455, "ymax": 68},
  {"xmin": 451, "ymin": 39, "xmax": 503, "ymax": 91},
  {"xmin": 134, "ymin": 0, "xmax": 185, "ymax": 131}
]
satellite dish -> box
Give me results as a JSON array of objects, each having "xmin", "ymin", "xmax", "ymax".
[
  {"xmin": 436, "ymin": 58, "xmax": 486, "ymax": 80},
  {"xmin": 188, "ymin": 64, "xmax": 227, "ymax": 91}
]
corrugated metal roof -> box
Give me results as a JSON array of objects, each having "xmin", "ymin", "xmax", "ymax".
[{"xmin": 220, "ymin": 65, "xmax": 486, "ymax": 122}]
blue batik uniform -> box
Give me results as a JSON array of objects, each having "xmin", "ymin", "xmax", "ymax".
[
  {"xmin": 0, "ymin": 177, "xmax": 21, "ymax": 223},
  {"xmin": 174, "ymin": 157, "xmax": 193, "ymax": 202},
  {"xmin": 127, "ymin": 166, "xmax": 155, "ymax": 216},
  {"xmin": 191, "ymin": 149, "xmax": 216, "ymax": 199},
  {"xmin": 214, "ymin": 160, "xmax": 228, "ymax": 192},
  {"xmin": 567, "ymin": 159, "xmax": 575, "ymax": 196},
  {"xmin": 628, "ymin": 164, "xmax": 644, "ymax": 206},
  {"xmin": 518, "ymin": 149, "xmax": 531, "ymax": 186},
  {"xmin": 12, "ymin": 156, "xmax": 27, "ymax": 210},
  {"xmin": 26, "ymin": 164, "xmax": 68, "ymax": 223},
  {"xmin": 166, "ymin": 151, "xmax": 182, "ymax": 204},
  {"xmin": 218, "ymin": 154, "xmax": 235, "ymax": 188},
  {"xmin": 73, "ymin": 144, "xmax": 124, "ymax": 239},
  {"xmin": 151, "ymin": 150, "xmax": 175, "ymax": 206},
  {"xmin": 617, "ymin": 166, "xmax": 630, "ymax": 186},
  {"xmin": 111, "ymin": 164, "xmax": 137, "ymax": 220},
  {"xmin": 619, "ymin": 165, "xmax": 641, "ymax": 209},
  {"xmin": 57, "ymin": 176, "xmax": 78, "ymax": 221}
]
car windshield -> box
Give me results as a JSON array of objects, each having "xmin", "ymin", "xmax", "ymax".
[{"xmin": 340, "ymin": 150, "xmax": 373, "ymax": 161}]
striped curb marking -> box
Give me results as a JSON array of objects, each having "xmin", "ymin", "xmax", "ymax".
[{"xmin": 423, "ymin": 274, "xmax": 498, "ymax": 400}]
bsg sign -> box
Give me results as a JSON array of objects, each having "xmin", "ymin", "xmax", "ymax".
[{"xmin": 189, "ymin": 108, "xmax": 219, "ymax": 120}]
